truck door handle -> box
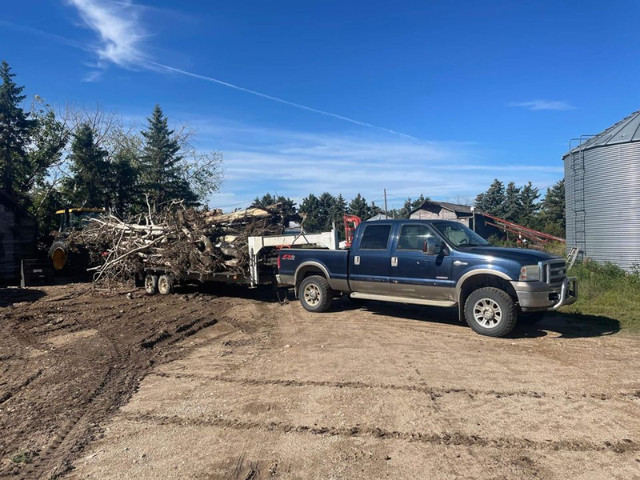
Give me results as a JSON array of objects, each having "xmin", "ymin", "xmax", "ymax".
[
  {"xmin": 354, "ymin": 256, "xmax": 360, "ymax": 265},
  {"xmin": 391, "ymin": 257, "xmax": 398, "ymax": 267},
  {"xmin": 453, "ymin": 260, "xmax": 468, "ymax": 266}
]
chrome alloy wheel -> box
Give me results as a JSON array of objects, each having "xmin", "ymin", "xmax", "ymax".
[
  {"xmin": 472, "ymin": 298, "xmax": 503, "ymax": 328},
  {"xmin": 303, "ymin": 283, "xmax": 321, "ymax": 307}
]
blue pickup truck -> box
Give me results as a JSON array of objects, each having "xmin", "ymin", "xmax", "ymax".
[{"xmin": 277, "ymin": 219, "xmax": 577, "ymax": 337}]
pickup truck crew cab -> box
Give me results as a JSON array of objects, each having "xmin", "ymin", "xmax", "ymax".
[{"xmin": 277, "ymin": 219, "xmax": 577, "ymax": 337}]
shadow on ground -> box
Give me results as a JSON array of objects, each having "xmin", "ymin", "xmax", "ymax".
[
  {"xmin": 337, "ymin": 297, "xmax": 621, "ymax": 339},
  {"xmin": 0, "ymin": 288, "xmax": 47, "ymax": 308},
  {"xmin": 170, "ymin": 285, "xmax": 622, "ymax": 339},
  {"xmin": 526, "ymin": 312, "xmax": 621, "ymax": 338}
]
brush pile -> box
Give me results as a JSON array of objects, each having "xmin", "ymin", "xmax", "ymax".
[{"xmin": 68, "ymin": 203, "xmax": 293, "ymax": 283}]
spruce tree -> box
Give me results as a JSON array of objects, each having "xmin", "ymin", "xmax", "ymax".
[
  {"xmin": 62, "ymin": 123, "xmax": 109, "ymax": 208},
  {"xmin": 475, "ymin": 179, "xmax": 505, "ymax": 216},
  {"xmin": 299, "ymin": 193, "xmax": 323, "ymax": 232},
  {"xmin": 0, "ymin": 61, "xmax": 35, "ymax": 199},
  {"xmin": 140, "ymin": 105, "xmax": 197, "ymax": 208},
  {"xmin": 518, "ymin": 181, "xmax": 540, "ymax": 227},
  {"xmin": 348, "ymin": 193, "xmax": 370, "ymax": 219},
  {"xmin": 502, "ymin": 182, "xmax": 522, "ymax": 221},
  {"xmin": 540, "ymin": 180, "xmax": 565, "ymax": 236}
]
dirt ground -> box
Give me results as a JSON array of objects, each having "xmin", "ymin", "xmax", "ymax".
[{"xmin": 1, "ymin": 284, "xmax": 639, "ymax": 479}]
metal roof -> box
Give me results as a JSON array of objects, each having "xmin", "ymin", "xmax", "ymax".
[{"xmin": 564, "ymin": 109, "xmax": 640, "ymax": 157}]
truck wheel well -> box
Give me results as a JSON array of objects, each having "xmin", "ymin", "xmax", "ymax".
[
  {"xmin": 295, "ymin": 266, "xmax": 327, "ymax": 292},
  {"xmin": 459, "ymin": 274, "xmax": 517, "ymax": 313}
]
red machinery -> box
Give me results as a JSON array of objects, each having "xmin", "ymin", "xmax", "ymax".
[{"xmin": 343, "ymin": 215, "xmax": 362, "ymax": 247}]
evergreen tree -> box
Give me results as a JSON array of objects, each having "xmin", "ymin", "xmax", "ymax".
[
  {"xmin": 299, "ymin": 193, "xmax": 324, "ymax": 232},
  {"xmin": 140, "ymin": 105, "xmax": 197, "ymax": 208},
  {"xmin": 251, "ymin": 193, "xmax": 298, "ymax": 225},
  {"xmin": 475, "ymin": 179, "xmax": 505, "ymax": 216},
  {"xmin": 539, "ymin": 180, "xmax": 565, "ymax": 237},
  {"xmin": 398, "ymin": 198, "xmax": 414, "ymax": 218},
  {"xmin": 0, "ymin": 61, "xmax": 36, "ymax": 200},
  {"xmin": 397, "ymin": 194, "xmax": 428, "ymax": 218},
  {"xmin": 502, "ymin": 181, "xmax": 522, "ymax": 221},
  {"xmin": 108, "ymin": 149, "xmax": 140, "ymax": 217},
  {"xmin": 62, "ymin": 123, "xmax": 110, "ymax": 208},
  {"xmin": 518, "ymin": 181, "xmax": 540, "ymax": 227},
  {"xmin": 329, "ymin": 193, "xmax": 347, "ymax": 223},
  {"xmin": 252, "ymin": 193, "xmax": 275, "ymax": 208},
  {"xmin": 348, "ymin": 193, "xmax": 370, "ymax": 219}
]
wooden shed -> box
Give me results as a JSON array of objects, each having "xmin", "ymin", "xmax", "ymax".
[
  {"xmin": 0, "ymin": 190, "xmax": 38, "ymax": 286},
  {"xmin": 409, "ymin": 200, "xmax": 499, "ymax": 239},
  {"xmin": 409, "ymin": 201, "xmax": 473, "ymax": 225}
]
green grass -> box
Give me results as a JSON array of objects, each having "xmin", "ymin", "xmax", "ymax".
[{"xmin": 563, "ymin": 260, "xmax": 640, "ymax": 332}]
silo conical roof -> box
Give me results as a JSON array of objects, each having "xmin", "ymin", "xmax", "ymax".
[{"xmin": 564, "ymin": 109, "xmax": 640, "ymax": 157}]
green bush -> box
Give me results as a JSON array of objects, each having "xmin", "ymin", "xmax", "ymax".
[{"xmin": 565, "ymin": 260, "xmax": 640, "ymax": 331}]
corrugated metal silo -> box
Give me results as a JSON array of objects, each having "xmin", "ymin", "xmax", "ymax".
[{"xmin": 563, "ymin": 110, "xmax": 640, "ymax": 271}]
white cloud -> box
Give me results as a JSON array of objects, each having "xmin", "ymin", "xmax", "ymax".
[
  {"xmin": 66, "ymin": 0, "xmax": 147, "ymax": 69},
  {"xmin": 64, "ymin": 1, "xmax": 414, "ymax": 138},
  {"xmin": 187, "ymin": 119, "xmax": 563, "ymax": 209},
  {"xmin": 509, "ymin": 100, "xmax": 576, "ymax": 111}
]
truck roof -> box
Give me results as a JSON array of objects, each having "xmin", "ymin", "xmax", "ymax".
[{"xmin": 363, "ymin": 218, "xmax": 459, "ymax": 224}]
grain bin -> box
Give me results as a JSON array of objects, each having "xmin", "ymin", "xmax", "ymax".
[{"xmin": 564, "ymin": 110, "xmax": 640, "ymax": 271}]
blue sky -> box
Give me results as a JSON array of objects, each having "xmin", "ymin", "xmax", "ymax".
[{"xmin": 1, "ymin": 1, "xmax": 638, "ymax": 210}]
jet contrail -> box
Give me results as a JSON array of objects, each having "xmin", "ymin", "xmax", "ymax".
[{"xmin": 146, "ymin": 61, "xmax": 417, "ymax": 140}]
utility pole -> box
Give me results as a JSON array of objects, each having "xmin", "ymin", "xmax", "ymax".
[{"xmin": 384, "ymin": 188, "xmax": 388, "ymax": 219}]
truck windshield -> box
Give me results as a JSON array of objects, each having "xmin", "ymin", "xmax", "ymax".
[{"xmin": 431, "ymin": 221, "xmax": 489, "ymax": 248}]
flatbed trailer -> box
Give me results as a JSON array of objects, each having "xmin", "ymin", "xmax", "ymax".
[{"xmin": 141, "ymin": 228, "xmax": 338, "ymax": 294}]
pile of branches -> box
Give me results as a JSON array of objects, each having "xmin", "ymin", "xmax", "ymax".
[{"xmin": 69, "ymin": 202, "xmax": 294, "ymax": 283}]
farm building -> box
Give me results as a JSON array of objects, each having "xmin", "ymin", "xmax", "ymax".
[
  {"xmin": 564, "ymin": 110, "xmax": 640, "ymax": 271},
  {"xmin": 409, "ymin": 200, "xmax": 498, "ymax": 238},
  {"xmin": 0, "ymin": 190, "xmax": 38, "ymax": 285}
]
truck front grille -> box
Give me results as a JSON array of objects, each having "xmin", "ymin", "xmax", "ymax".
[{"xmin": 540, "ymin": 260, "xmax": 567, "ymax": 284}]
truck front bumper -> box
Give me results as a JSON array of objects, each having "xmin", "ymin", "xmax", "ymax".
[{"xmin": 511, "ymin": 277, "xmax": 578, "ymax": 312}]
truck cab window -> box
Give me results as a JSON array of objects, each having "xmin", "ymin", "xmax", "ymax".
[
  {"xmin": 431, "ymin": 221, "xmax": 489, "ymax": 247},
  {"xmin": 360, "ymin": 224, "xmax": 391, "ymax": 250},
  {"xmin": 398, "ymin": 224, "xmax": 432, "ymax": 250}
]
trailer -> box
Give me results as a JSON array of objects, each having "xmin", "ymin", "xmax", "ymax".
[{"xmin": 141, "ymin": 228, "xmax": 338, "ymax": 294}]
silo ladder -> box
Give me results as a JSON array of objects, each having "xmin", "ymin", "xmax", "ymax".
[{"xmin": 567, "ymin": 247, "xmax": 581, "ymax": 269}]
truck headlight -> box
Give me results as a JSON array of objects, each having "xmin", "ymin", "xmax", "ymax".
[{"xmin": 519, "ymin": 265, "xmax": 540, "ymax": 281}]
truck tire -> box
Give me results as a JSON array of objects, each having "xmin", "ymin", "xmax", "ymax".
[
  {"xmin": 157, "ymin": 274, "xmax": 174, "ymax": 295},
  {"xmin": 144, "ymin": 274, "xmax": 158, "ymax": 295},
  {"xmin": 464, "ymin": 287, "xmax": 517, "ymax": 337},
  {"xmin": 298, "ymin": 275, "xmax": 332, "ymax": 313}
]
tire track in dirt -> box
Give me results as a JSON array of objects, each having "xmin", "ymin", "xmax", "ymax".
[
  {"xmin": 26, "ymin": 314, "xmax": 229, "ymax": 479},
  {"xmin": 0, "ymin": 287, "xmax": 242, "ymax": 479},
  {"xmin": 148, "ymin": 372, "xmax": 640, "ymax": 403},
  {"xmin": 119, "ymin": 412, "xmax": 639, "ymax": 454},
  {"xmin": 0, "ymin": 369, "xmax": 43, "ymax": 405}
]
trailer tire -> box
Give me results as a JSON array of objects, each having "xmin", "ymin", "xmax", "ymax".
[
  {"xmin": 464, "ymin": 287, "xmax": 517, "ymax": 337},
  {"xmin": 157, "ymin": 274, "xmax": 174, "ymax": 295},
  {"xmin": 144, "ymin": 274, "xmax": 158, "ymax": 295},
  {"xmin": 299, "ymin": 275, "xmax": 332, "ymax": 313}
]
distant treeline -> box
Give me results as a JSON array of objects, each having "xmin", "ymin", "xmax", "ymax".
[
  {"xmin": 252, "ymin": 180, "xmax": 565, "ymax": 239},
  {"xmin": 475, "ymin": 179, "xmax": 565, "ymax": 237}
]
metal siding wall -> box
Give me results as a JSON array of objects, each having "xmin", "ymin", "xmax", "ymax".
[{"xmin": 566, "ymin": 142, "xmax": 640, "ymax": 271}]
